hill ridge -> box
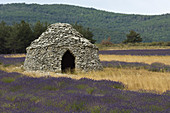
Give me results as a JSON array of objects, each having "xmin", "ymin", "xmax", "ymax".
[{"xmin": 0, "ymin": 3, "xmax": 170, "ymax": 43}]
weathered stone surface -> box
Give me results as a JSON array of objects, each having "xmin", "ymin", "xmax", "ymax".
[{"xmin": 24, "ymin": 23, "xmax": 103, "ymax": 72}]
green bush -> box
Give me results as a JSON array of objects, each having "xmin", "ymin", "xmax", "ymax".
[{"xmin": 123, "ymin": 30, "xmax": 142, "ymax": 44}]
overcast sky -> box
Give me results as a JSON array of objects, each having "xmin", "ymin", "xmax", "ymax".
[{"xmin": 1, "ymin": 0, "xmax": 170, "ymax": 15}]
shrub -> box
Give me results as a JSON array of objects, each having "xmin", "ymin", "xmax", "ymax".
[
  {"xmin": 101, "ymin": 37, "xmax": 113, "ymax": 46},
  {"xmin": 123, "ymin": 30, "xmax": 142, "ymax": 43}
]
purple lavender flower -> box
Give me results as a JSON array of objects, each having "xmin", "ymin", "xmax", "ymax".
[
  {"xmin": 0, "ymin": 69, "xmax": 169, "ymax": 113},
  {"xmin": 99, "ymin": 49, "xmax": 170, "ymax": 56},
  {"xmin": 0, "ymin": 55, "xmax": 25, "ymax": 65}
]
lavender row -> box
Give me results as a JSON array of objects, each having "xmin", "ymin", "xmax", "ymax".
[
  {"xmin": 0, "ymin": 70, "xmax": 169, "ymax": 113},
  {"xmin": 99, "ymin": 49, "xmax": 170, "ymax": 56},
  {"xmin": 101, "ymin": 61, "xmax": 170, "ymax": 72},
  {"xmin": 0, "ymin": 55, "xmax": 25, "ymax": 65}
]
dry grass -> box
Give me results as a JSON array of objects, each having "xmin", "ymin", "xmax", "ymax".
[
  {"xmin": 1, "ymin": 65, "xmax": 169, "ymax": 94},
  {"xmin": 99, "ymin": 54, "xmax": 170, "ymax": 65},
  {"xmin": 4, "ymin": 54, "xmax": 26, "ymax": 58},
  {"xmin": 78, "ymin": 68, "xmax": 170, "ymax": 94},
  {"xmin": 0, "ymin": 65, "xmax": 24, "ymax": 74}
]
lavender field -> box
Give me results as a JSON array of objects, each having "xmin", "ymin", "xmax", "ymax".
[
  {"xmin": 0, "ymin": 49, "xmax": 170, "ymax": 112},
  {"xmin": 99, "ymin": 49, "xmax": 170, "ymax": 56},
  {"xmin": 99, "ymin": 49, "xmax": 170, "ymax": 72},
  {"xmin": 0, "ymin": 55, "xmax": 25, "ymax": 65},
  {"xmin": 0, "ymin": 70, "xmax": 170, "ymax": 112},
  {"xmin": 101, "ymin": 61, "xmax": 170, "ymax": 72}
]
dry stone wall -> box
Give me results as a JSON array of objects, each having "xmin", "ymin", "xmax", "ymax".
[{"xmin": 24, "ymin": 23, "xmax": 103, "ymax": 72}]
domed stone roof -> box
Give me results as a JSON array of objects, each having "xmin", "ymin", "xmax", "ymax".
[{"xmin": 28, "ymin": 23, "xmax": 96, "ymax": 49}]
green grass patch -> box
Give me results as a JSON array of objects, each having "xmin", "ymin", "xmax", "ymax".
[
  {"xmin": 1, "ymin": 77, "xmax": 16, "ymax": 83},
  {"xmin": 10, "ymin": 85, "xmax": 22, "ymax": 92},
  {"xmin": 0, "ymin": 90, "xmax": 3, "ymax": 97},
  {"xmin": 110, "ymin": 108, "xmax": 131, "ymax": 113},
  {"xmin": 76, "ymin": 84, "xmax": 88, "ymax": 90},
  {"xmin": 149, "ymin": 105, "xmax": 164, "ymax": 112},
  {"xmin": 6, "ymin": 95, "xmax": 17, "ymax": 102},
  {"xmin": 30, "ymin": 96, "xmax": 41, "ymax": 103},
  {"xmin": 90, "ymin": 106, "xmax": 101, "ymax": 113},
  {"xmin": 66, "ymin": 101, "xmax": 86, "ymax": 112},
  {"xmin": 42, "ymin": 85, "xmax": 58, "ymax": 91},
  {"xmin": 2, "ymin": 103, "xmax": 16, "ymax": 109},
  {"xmin": 30, "ymin": 107, "xmax": 39, "ymax": 112},
  {"xmin": 3, "ymin": 64, "xmax": 11, "ymax": 67},
  {"xmin": 67, "ymin": 90, "xmax": 77, "ymax": 94},
  {"xmin": 86, "ymin": 87, "xmax": 95, "ymax": 95},
  {"xmin": 113, "ymin": 84, "xmax": 124, "ymax": 90},
  {"xmin": 167, "ymin": 103, "xmax": 170, "ymax": 109},
  {"xmin": 57, "ymin": 81, "xmax": 67, "ymax": 88},
  {"xmin": 57, "ymin": 100, "xmax": 67, "ymax": 108}
]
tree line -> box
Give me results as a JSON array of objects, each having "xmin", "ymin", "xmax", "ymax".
[
  {"xmin": 0, "ymin": 21, "xmax": 95, "ymax": 54},
  {"xmin": 0, "ymin": 21, "xmax": 48, "ymax": 53}
]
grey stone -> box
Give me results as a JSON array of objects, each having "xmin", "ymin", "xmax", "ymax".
[{"xmin": 24, "ymin": 23, "xmax": 103, "ymax": 73}]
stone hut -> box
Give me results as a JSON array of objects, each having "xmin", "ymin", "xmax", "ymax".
[{"xmin": 24, "ymin": 23, "xmax": 103, "ymax": 73}]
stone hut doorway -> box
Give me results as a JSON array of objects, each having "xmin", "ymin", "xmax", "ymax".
[{"xmin": 61, "ymin": 50, "xmax": 75, "ymax": 73}]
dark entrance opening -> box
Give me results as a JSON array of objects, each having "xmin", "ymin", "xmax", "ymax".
[{"xmin": 61, "ymin": 50, "xmax": 75, "ymax": 73}]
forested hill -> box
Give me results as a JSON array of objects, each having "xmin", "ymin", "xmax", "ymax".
[{"xmin": 0, "ymin": 3, "xmax": 170, "ymax": 43}]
